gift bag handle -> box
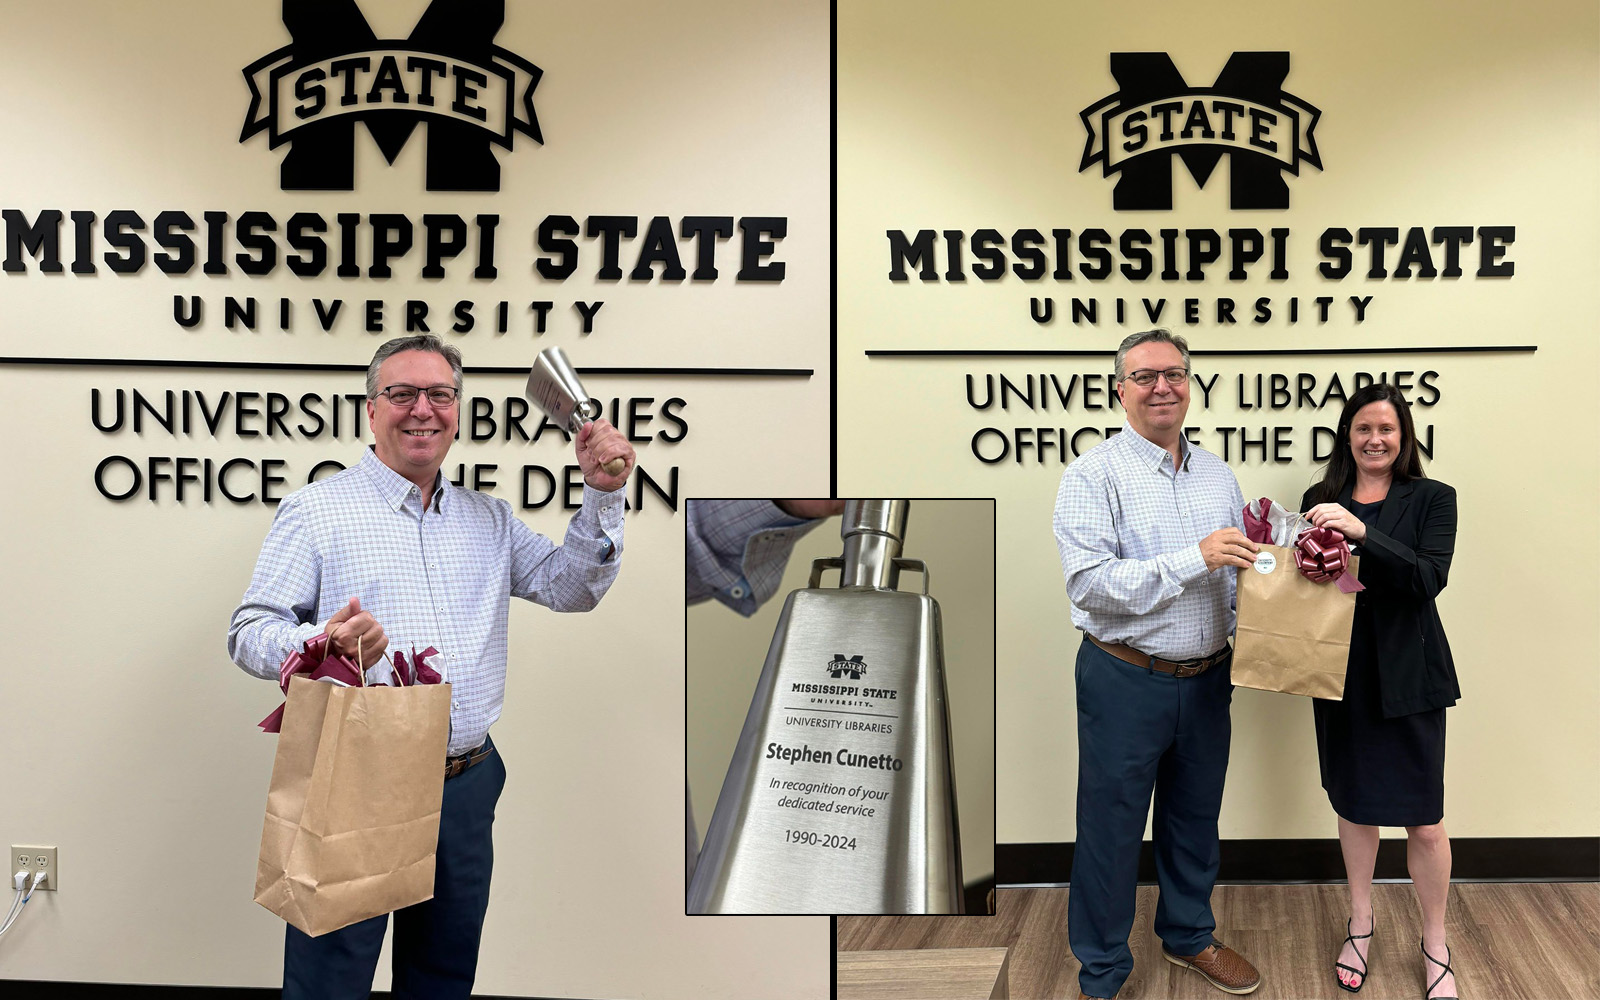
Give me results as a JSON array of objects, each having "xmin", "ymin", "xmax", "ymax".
[{"xmin": 355, "ymin": 631, "xmax": 406, "ymax": 686}]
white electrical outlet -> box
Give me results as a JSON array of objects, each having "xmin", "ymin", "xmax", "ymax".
[{"xmin": 11, "ymin": 845, "xmax": 57, "ymax": 891}]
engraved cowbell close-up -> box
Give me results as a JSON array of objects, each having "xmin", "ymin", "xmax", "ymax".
[{"xmin": 688, "ymin": 500, "xmax": 964, "ymax": 914}]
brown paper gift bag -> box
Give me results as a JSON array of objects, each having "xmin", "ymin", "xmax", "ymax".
[
  {"xmin": 1232, "ymin": 544, "xmax": 1360, "ymax": 699},
  {"xmin": 255, "ymin": 675, "xmax": 451, "ymax": 937}
]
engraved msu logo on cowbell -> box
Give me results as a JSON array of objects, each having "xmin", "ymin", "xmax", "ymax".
[{"xmin": 828, "ymin": 654, "xmax": 868, "ymax": 680}]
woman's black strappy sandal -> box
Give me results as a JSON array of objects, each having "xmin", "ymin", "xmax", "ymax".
[
  {"xmin": 1335, "ymin": 917, "xmax": 1374, "ymax": 993},
  {"xmin": 1421, "ymin": 941, "xmax": 1459, "ymax": 1000}
]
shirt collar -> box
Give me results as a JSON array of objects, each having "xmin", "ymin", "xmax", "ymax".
[
  {"xmin": 1118, "ymin": 420, "xmax": 1190, "ymax": 473},
  {"xmin": 357, "ymin": 447, "xmax": 447, "ymax": 513}
]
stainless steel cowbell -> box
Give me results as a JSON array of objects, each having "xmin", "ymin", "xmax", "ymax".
[{"xmin": 688, "ymin": 499, "xmax": 963, "ymax": 914}]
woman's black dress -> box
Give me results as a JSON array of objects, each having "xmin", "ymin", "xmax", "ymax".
[{"xmin": 1312, "ymin": 497, "xmax": 1447, "ymax": 827}]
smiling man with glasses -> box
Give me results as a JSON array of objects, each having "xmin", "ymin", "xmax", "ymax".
[
  {"xmin": 1052, "ymin": 328, "xmax": 1262, "ymax": 999},
  {"xmin": 228, "ymin": 334, "xmax": 634, "ymax": 999}
]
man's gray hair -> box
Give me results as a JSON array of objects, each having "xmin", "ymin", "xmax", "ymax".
[
  {"xmin": 365, "ymin": 335, "xmax": 464, "ymax": 398},
  {"xmin": 1113, "ymin": 328, "xmax": 1190, "ymax": 382}
]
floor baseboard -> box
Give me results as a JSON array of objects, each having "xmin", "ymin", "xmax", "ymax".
[{"xmin": 998, "ymin": 836, "xmax": 1600, "ymax": 886}]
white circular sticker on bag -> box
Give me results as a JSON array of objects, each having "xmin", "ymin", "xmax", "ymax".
[{"xmin": 1253, "ymin": 551, "xmax": 1277, "ymax": 574}]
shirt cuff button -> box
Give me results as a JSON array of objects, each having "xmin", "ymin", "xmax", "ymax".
[{"xmin": 730, "ymin": 585, "xmax": 746, "ymax": 599}]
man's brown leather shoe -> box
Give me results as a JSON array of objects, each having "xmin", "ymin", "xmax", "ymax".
[{"xmin": 1162, "ymin": 939, "xmax": 1261, "ymax": 995}]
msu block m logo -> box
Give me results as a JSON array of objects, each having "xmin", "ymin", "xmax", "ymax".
[
  {"xmin": 240, "ymin": 0, "xmax": 542, "ymax": 191},
  {"xmin": 828, "ymin": 655, "xmax": 868, "ymax": 681},
  {"xmin": 1079, "ymin": 52, "xmax": 1321, "ymax": 210}
]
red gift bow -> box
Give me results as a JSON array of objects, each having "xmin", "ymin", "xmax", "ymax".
[
  {"xmin": 1294, "ymin": 526, "xmax": 1366, "ymax": 594},
  {"xmin": 258, "ymin": 631, "xmax": 363, "ymax": 733}
]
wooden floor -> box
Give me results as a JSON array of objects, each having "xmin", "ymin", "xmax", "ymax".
[
  {"xmin": 838, "ymin": 883, "xmax": 1600, "ymax": 999},
  {"xmin": 838, "ymin": 947, "xmax": 1011, "ymax": 1000}
]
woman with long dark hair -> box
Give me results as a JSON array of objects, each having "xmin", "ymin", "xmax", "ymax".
[{"xmin": 1302, "ymin": 382, "xmax": 1461, "ymax": 999}]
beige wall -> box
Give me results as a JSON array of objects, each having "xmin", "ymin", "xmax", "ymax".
[
  {"xmin": 687, "ymin": 499, "xmax": 996, "ymax": 890},
  {"xmin": 0, "ymin": 2, "xmax": 829, "ymax": 995},
  {"xmin": 838, "ymin": 0, "xmax": 1600, "ymax": 846}
]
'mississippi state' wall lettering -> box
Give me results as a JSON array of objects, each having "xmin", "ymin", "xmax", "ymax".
[
  {"xmin": 4, "ymin": 210, "xmax": 788, "ymax": 337},
  {"xmin": 885, "ymin": 225, "xmax": 1514, "ymax": 327}
]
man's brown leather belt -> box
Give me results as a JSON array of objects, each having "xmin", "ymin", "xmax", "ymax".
[
  {"xmin": 1088, "ymin": 635, "xmax": 1230, "ymax": 678},
  {"xmin": 444, "ymin": 742, "xmax": 494, "ymax": 779}
]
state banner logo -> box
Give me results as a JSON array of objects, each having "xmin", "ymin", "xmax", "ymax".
[
  {"xmin": 1080, "ymin": 51, "xmax": 1322, "ymax": 210},
  {"xmin": 828, "ymin": 655, "xmax": 869, "ymax": 680},
  {"xmin": 240, "ymin": 0, "xmax": 543, "ymax": 192}
]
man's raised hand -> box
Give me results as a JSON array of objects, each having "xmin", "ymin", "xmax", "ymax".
[{"xmin": 577, "ymin": 419, "xmax": 635, "ymax": 491}]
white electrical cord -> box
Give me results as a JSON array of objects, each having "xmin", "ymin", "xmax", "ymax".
[
  {"xmin": 0, "ymin": 870, "xmax": 46, "ymax": 941},
  {"xmin": 0, "ymin": 872, "xmax": 24, "ymax": 934}
]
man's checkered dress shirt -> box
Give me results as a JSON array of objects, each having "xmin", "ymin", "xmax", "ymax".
[
  {"xmin": 685, "ymin": 499, "xmax": 820, "ymax": 616},
  {"xmin": 229, "ymin": 447, "xmax": 624, "ymax": 754},
  {"xmin": 1054, "ymin": 422, "xmax": 1244, "ymax": 661}
]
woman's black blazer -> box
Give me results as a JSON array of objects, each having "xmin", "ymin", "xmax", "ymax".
[{"xmin": 1299, "ymin": 477, "xmax": 1461, "ymax": 718}]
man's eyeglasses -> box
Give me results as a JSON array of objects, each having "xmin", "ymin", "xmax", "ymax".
[
  {"xmin": 376, "ymin": 385, "xmax": 460, "ymax": 407},
  {"xmin": 1123, "ymin": 368, "xmax": 1189, "ymax": 387}
]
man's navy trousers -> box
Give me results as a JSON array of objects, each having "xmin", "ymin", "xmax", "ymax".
[{"xmin": 1069, "ymin": 640, "xmax": 1234, "ymax": 999}]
